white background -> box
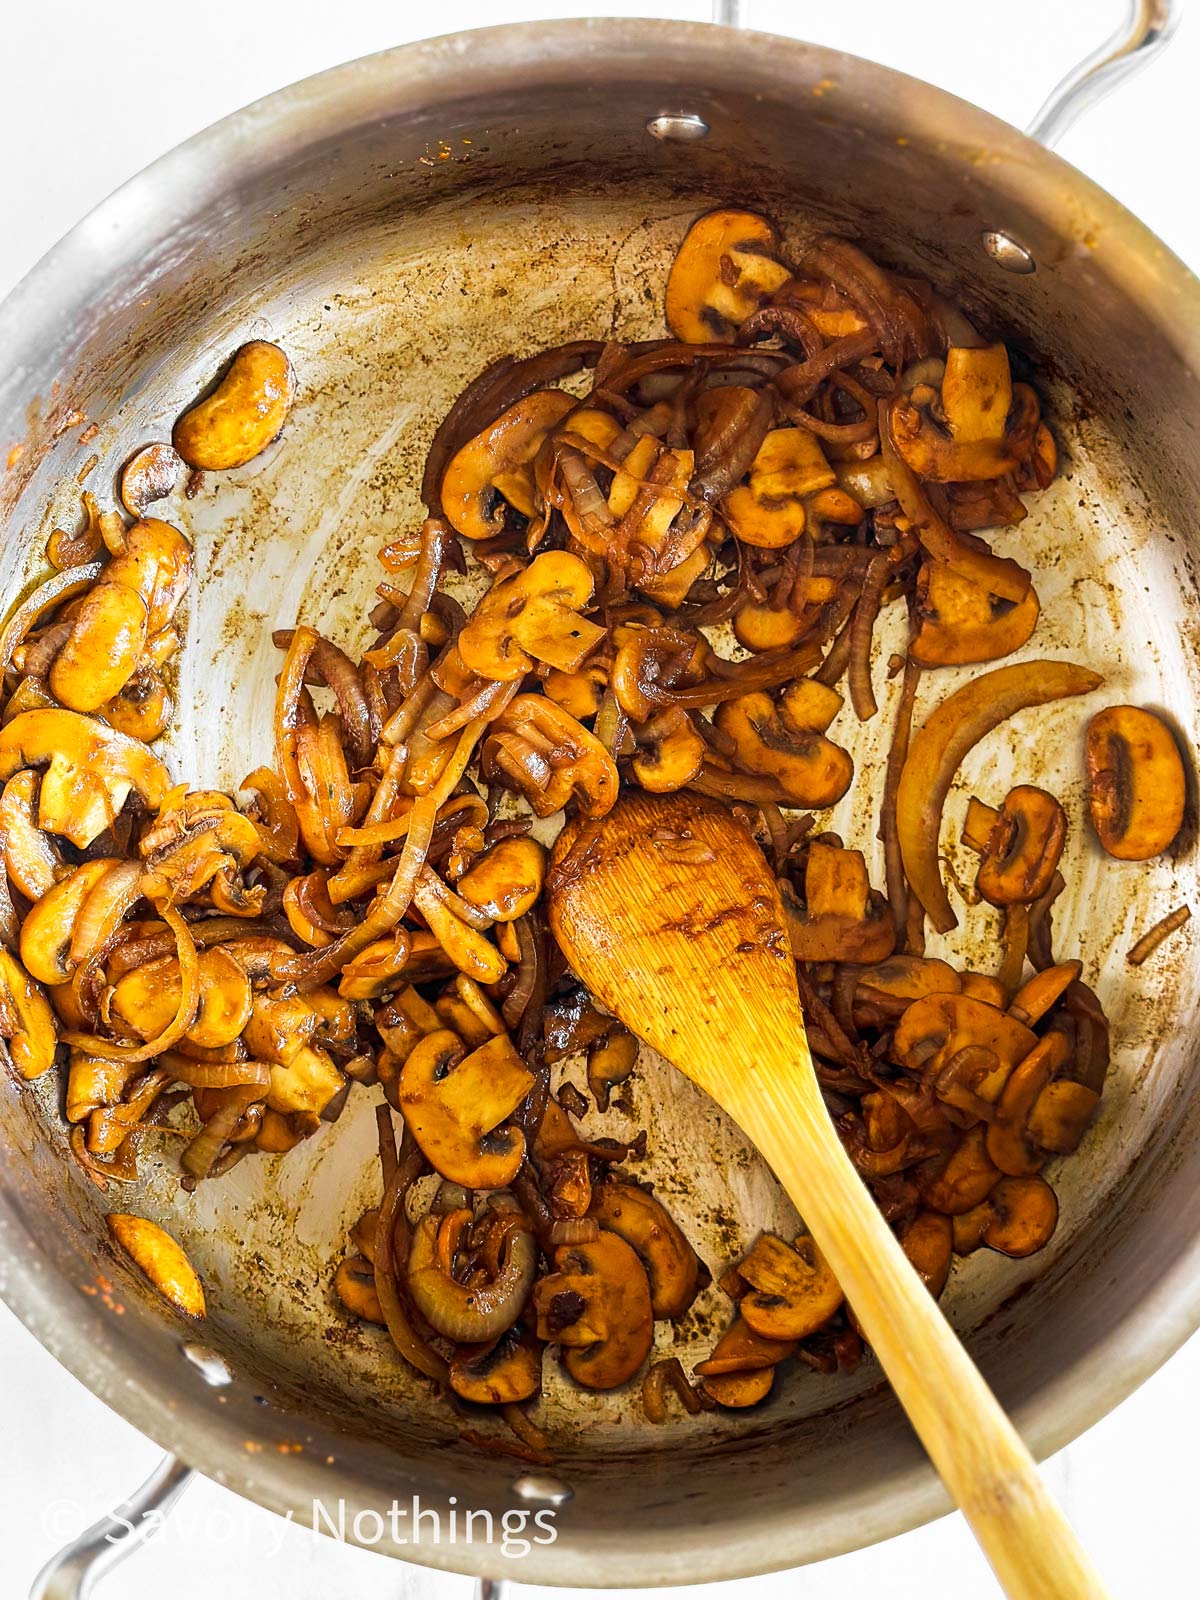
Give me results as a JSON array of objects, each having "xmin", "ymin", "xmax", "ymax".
[{"xmin": 1, "ymin": 2, "xmax": 1197, "ymax": 1596}]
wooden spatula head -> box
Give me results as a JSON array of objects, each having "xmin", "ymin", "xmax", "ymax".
[{"xmin": 547, "ymin": 791, "xmax": 805, "ymax": 1103}]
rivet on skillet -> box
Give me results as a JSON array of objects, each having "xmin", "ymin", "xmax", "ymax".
[
  {"xmin": 645, "ymin": 113, "xmax": 711, "ymax": 143},
  {"xmin": 511, "ymin": 1472, "xmax": 574, "ymax": 1506},
  {"xmin": 980, "ymin": 230, "xmax": 1036, "ymax": 274},
  {"xmin": 180, "ymin": 1341, "xmax": 233, "ymax": 1387}
]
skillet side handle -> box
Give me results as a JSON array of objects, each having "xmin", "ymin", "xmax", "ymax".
[
  {"xmin": 29, "ymin": 1455, "xmax": 194, "ymax": 1600},
  {"xmin": 1025, "ymin": 0, "xmax": 1181, "ymax": 148},
  {"xmin": 711, "ymin": 0, "xmax": 1181, "ymax": 150}
]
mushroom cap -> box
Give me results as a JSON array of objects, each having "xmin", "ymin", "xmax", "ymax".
[
  {"xmin": 1085, "ymin": 704, "xmax": 1186, "ymax": 860},
  {"xmin": 534, "ymin": 1231, "xmax": 654, "ymax": 1391},
  {"xmin": 665, "ymin": 209, "xmax": 791, "ymax": 343},
  {"xmin": 173, "ymin": 341, "xmax": 295, "ymax": 471},
  {"xmin": 398, "ymin": 1029, "xmax": 534, "ymax": 1190},
  {"xmin": 588, "ymin": 1180, "xmax": 701, "ymax": 1320}
]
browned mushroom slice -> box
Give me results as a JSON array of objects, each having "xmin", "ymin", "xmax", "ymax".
[
  {"xmin": 606, "ymin": 435, "xmax": 710, "ymax": 608},
  {"xmin": 533, "ymin": 1231, "xmax": 654, "ymax": 1390},
  {"xmin": 588, "ymin": 1180, "xmax": 702, "ymax": 1319},
  {"xmin": 449, "ymin": 1321, "xmax": 543, "ymax": 1405},
  {"xmin": 714, "ymin": 680, "xmax": 852, "ymax": 808},
  {"xmin": 893, "ymin": 992, "xmax": 1036, "ymax": 1111},
  {"xmin": 0, "ymin": 948, "xmax": 57, "ymax": 1080},
  {"xmin": 435, "ymin": 974, "xmax": 506, "ymax": 1049},
  {"xmin": 240, "ymin": 990, "xmax": 344, "ymax": 1116},
  {"xmin": 442, "ymin": 390, "xmax": 577, "ymax": 539},
  {"xmin": 106, "ymin": 1214, "xmax": 206, "ymax": 1317},
  {"xmin": 665, "ymin": 210, "xmax": 792, "ymax": 342},
  {"xmin": 111, "ymin": 948, "xmax": 252, "ymax": 1051},
  {"xmin": 456, "ymin": 836, "xmax": 547, "ymax": 922},
  {"xmin": 1085, "ymin": 705, "xmax": 1186, "ymax": 860},
  {"xmin": 0, "ymin": 771, "xmax": 65, "ymax": 900},
  {"xmin": 732, "ymin": 600, "xmax": 809, "ymax": 653},
  {"xmin": 411, "ymin": 872, "xmax": 506, "ymax": 986},
  {"xmin": 587, "ymin": 1026, "xmax": 638, "ymax": 1112},
  {"xmin": 0, "ymin": 709, "xmax": 170, "ymax": 848},
  {"xmin": 408, "ymin": 1207, "xmax": 537, "ymax": 1342},
  {"xmin": 723, "ymin": 428, "xmax": 859, "ymax": 550},
  {"xmin": 953, "ymin": 1175, "xmax": 1059, "ymax": 1258},
  {"xmin": 19, "ymin": 859, "xmax": 115, "ymax": 984},
  {"xmin": 695, "ymin": 1315, "xmax": 795, "ymax": 1408},
  {"xmin": 915, "ymin": 1124, "xmax": 1002, "ymax": 1214},
  {"xmin": 173, "ymin": 341, "xmax": 295, "ymax": 470},
  {"xmin": 899, "ymin": 1210, "xmax": 953, "ymax": 1297},
  {"xmin": 891, "ymin": 349, "xmax": 1038, "ymax": 482},
  {"xmin": 911, "ymin": 561, "xmax": 1039, "ymax": 668},
  {"xmin": 103, "ymin": 518, "xmax": 192, "ymax": 637},
  {"xmin": 986, "ymin": 1031, "xmax": 1072, "ymax": 1177},
  {"xmin": 782, "ymin": 840, "xmax": 894, "ymax": 963},
  {"xmin": 1026, "ymin": 1080, "xmax": 1100, "ymax": 1155},
  {"xmin": 966, "ymin": 785, "xmax": 1067, "ymax": 907},
  {"xmin": 49, "ymin": 584, "xmax": 148, "ymax": 714},
  {"xmin": 630, "ymin": 708, "xmax": 705, "ymax": 794},
  {"xmin": 458, "ymin": 551, "xmax": 606, "ymax": 680},
  {"xmin": 333, "ymin": 1256, "xmax": 385, "ymax": 1323},
  {"xmin": 735, "ymin": 1231, "xmax": 843, "ymax": 1341},
  {"xmin": 398, "ymin": 1029, "xmax": 534, "ymax": 1189},
  {"xmin": 855, "ymin": 955, "xmax": 962, "ymax": 1009},
  {"xmin": 543, "ymin": 662, "xmax": 608, "ymax": 722}
]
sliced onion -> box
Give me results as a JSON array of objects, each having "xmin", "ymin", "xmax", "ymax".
[
  {"xmin": 63, "ymin": 904, "xmax": 201, "ymax": 1062},
  {"xmin": 0, "ymin": 561, "xmax": 103, "ymax": 675}
]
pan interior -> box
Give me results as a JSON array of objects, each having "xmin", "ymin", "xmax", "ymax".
[{"xmin": 1, "ymin": 29, "xmax": 1198, "ymax": 1583}]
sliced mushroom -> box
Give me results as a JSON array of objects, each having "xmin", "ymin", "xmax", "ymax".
[
  {"xmin": 914, "ymin": 1124, "xmax": 1002, "ymax": 1214},
  {"xmin": 49, "ymin": 584, "xmax": 148, "ymax": 713},
  {"xmin": 899, "ymin": 1210, "xmax": 953, "ymax": 1297},
  {"xmin": 952, "ymin": 1174, "xmax": 1058, "ymax": 1258},
  {"xmin": 333, "ymin": 1256, "xmax": 385, "ymax": 1323},
  {"xmin": 665, "ymin": 209, "xmax": 792, "ymax": 342},
  {"xmin": 408, "ymin": 1206, "xmax": 537, "ymax": 1342},
  {"xmin": 458, "ymin": 551, "xmax": 606, "ymax": 680},
  {"xmin": 608, "ymin": 436, "xmax": 710, "ymax": 608},
  {"xmin": 456, "ymin": 836, "xmax": 547, "ymax": 922},
  {"xmin": 969, "ymin": 785, "xmax": 1067, "ymax": 907},
  {"xmin": 893, "ymin": 992, "xmax": 1036, "ymax": 1114},
  {"xmin": 240, "ymin": 990, "xmax": 344, "ymax": 1116},
  {"xmin": 484, "ymin": 694, "xmax": 619, "ymax": 819},
  {"xmin": 449, "ymin": 1320, "xmax": 543, "ymax": 1405},
  {"xmin": 436, "ymin": 973, "xmax": 506, "ymax": 1048},
  {"xmin": 0, "ymin": 709, "xmax": 170, "ymax": 848},
  {"xmin": 19, "ymin": 859, "xmax": 115, "ymax": 984},
  {"xmin": 0, "ymin": 770, "xmax": 65, "ymax": 900},
  {"xmin": 891, "ymin": 349, "xmax": 1038, "ymax": 482},
  {"xmin": 0, "ymin": 948, "xmax": 57, "ymax": 1080},
  {"xmin": 782, "ymin": 840, "xmax": 894, "ymax": 963},
  {"xmin": 630, "ymin": 707, "xmax": 705, "ymax": 793},
  {"xmin": 986, "ymin": 1031, "xmax": 1072, "ymax": 1177},
  {"xmin": 1085, "ymin": 705, "xmax": 1186, "ymax": 860},
  {"xmin": 543, "ymin": 662, "xmax": 608, "ymax": 722},
  {"xmin": 533, "ymin": 1231, "xmax": 654, "ymax": 1390},
  {"xmin": 103, "ymin": 518, "xmax": 192, "ymax": 637},
  {"xmin": 734, "ymin": 1231, "xmax": 843, "ymax": 1341},
  {"xmin": 587, "ymin": 1026, "xmax": 638, "ymax": 1112},
  {"xmin": 855, "ymin": 955, "xmax": 961, "ymax": 1009},
  {"xmin": 111, "ymin": 948, "xmax": 252, "ymax": 1051},
  {"xmin": 714, "ymin": 681, "xmax": 853, "ymax": 807},
  {"xmin": 695, "ymin": 1317, "xmax": 795, "ymax": 1408},
  {"xmin": 911, "ymin": 560, "xmax": 1039, "ymax": 668},
  {"xmin": 1026, "ymin": 1079, "xmax": 1100, "ymax": 1156},
  {"xmin": 723, "ymin": 428, "xmax": 858, "ymax": 549},
  {"xmin": 588, "ymin": 1180, "xmax": 702, "ymax": 1319},
  {"xmin": 106, "ymin": 1214, "xmax": 206, "ymax": 1317},
  {"xmin": 732, "ymin": 600, "xmax": 809, "ymax": 653},
  {"xmin": 412, "ymin": 871, "xmax": 506, "ymax": 985},
  {"xmin": 173, "ymin": 341, "xmax": 296, "ymax": 470},
  {"xmin": 442, "ymin": 390, "xmax": 576, "ymax": 539},
  {"xmin": 1007, "ymin": 961, "xmax": 1082, "ymax": 1027},
  {"xmin": 398, "ymin": 1029, "xmax": 534, "ymax": 1188},
  {"xmin": 99, "ymin": 666, "xmax": 174, "ymax": 744}
]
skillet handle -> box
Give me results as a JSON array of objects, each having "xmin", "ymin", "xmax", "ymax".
[
  {"xmin": 29, "ymin": 1454, "xmax": 194, "ymax": 1600},
  {"xmin": 710, "ymin": 0, "xmax": 1181, "ymax": 149}
]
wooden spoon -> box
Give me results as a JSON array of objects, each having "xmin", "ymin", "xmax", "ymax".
[{"xmin": 548, "ymin": 790, "xmax": 1108, "ymax": 1600}]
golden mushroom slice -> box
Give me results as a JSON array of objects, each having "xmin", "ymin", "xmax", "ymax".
[
  {"xmin": 915, "ymin": 1124, "xmax": 1002, "ymax": 1215},
  {"xmin": 457, "ymin": 551, "xmax": 606, "ymax": 680},
  {"xmin": 0, "ymin": 709, "xmax": 170, "ymax": 848},
  {"xmin": 442, "ymin": 390, "xmax": 576, "ymax": 539},
  {"xmin": 240, "ymin": 990, "xmax": 344, "ymax": 1116},
  {"xmin": 893, "ymin": 992, "xmax": 1036, "ymax": 1114},
  {"xmin": 19, "ymin": 859, "xmax": 116, "ymax": 984},
  {"xmin": 890, "ymin": 348, "xmax": 1039, "ymax": 482},
  {"xmin": 782, "ymin": 840, "xmax": 894, "ymax": 964},
  {"xmin": 106, "ymin": 1214, "xmax": 206, "ymax": 1318},
  {"xmin": 1085, "ymin": 705, "xmax": 1186, "ymax": 860},
  {"xmin": 111, "ymin": 948, "xmax": 253, "ymax": 1051},
  {"xmin": 665, "ymin": 209, "xmax": 792, "ymax": 342},
  {"xmin": 855, "ymin": 955, "xmax": 962, "ymax": 1008},
  {"xmin": 911, "ymin": 560, "xmax": 1040, "ymax": 668},
  {"xmin": 734, "ymin": 1231, "xmax": 843, "ymax": 1341},
  {"xmin": 49, "ymin": 584, "xmax": 148, "ymax": 713},
  {"xmin": 1026, "ymin": 1079, "xmax": 1100, "ymax": 1156},
  {"xmin": 456, "ymin": 836, "xmax": 547, "ymax": 922},
  {"xmin": 630, "ymin": 708, "xmax": 705, "ymax": 794},
  {"xmin": 986, "ymin": 1031, "xmax": 1072, "ymax": 1177},
  {"xmin": 971, "ymin": 785, "xmax": 1067, "ymax": 907},
  {"xmin": 1007, "ymin": 961, "xmax": 1083, "ymax": 1027},
  {"xmin": 449, "ymin": 1321, "xmax": 543, "ymax": 1406},
  {"xmin": 334, "ymin": 1256, "xmax": 385, "ymax": 1323},
  {"xmin": 695, "ymin": 1317, "xmax": 795, "ymax": 1409},
  {"xmin": 899, "ymin": 1210, "xmax": 954, "ymax": 1297},
  {"xmin": 408, "ymin": 1207, "xmax": 538, "ymax": 1343},
  {"xmin": 724, "ymin": 428, "xmax": 858, "ymax": 549},
  {"xmin": 732, "ymin": 598, "xmax": 809, "ymax": 653},
  {"xmin": 714, "ymin": 680, "xmax": 853, "ymax": 808},
  {"xmin": 588, "ymin": 1180, "xmax": 702, "ymax": 1319},
  {"xmin": 173, "ymin": 341, "xmax": 296, "ymax": 470},
  {"xmin": 952, "ymin": 1175, "xmax": 1059, "ymax": 1258},
  {"xmin": 533, "ymin": 1231, "xmax": 654, "ymax": 1390},
  {"xmin": 411, "ymin": 871, "xmax": 506, "ymax": 985},
  {"xmin": 0, "ymin": 948, "xmax": 57, "ymax": 1080},
  {"xmin": 398, "ymin": 1029, "xmax": 534, "ymax": 1189},
  {"xmin": 104, "ymin": 518, "xmax": 192, "ymax": 636},
  {"xmin": 0, "ymin": 770, "xmax": 65, "ymax": 899}
]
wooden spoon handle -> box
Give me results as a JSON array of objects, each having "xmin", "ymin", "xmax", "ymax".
[{"xmin": 732, "ymin": 1063, "xmax": 1110, "ymax": 1600}]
